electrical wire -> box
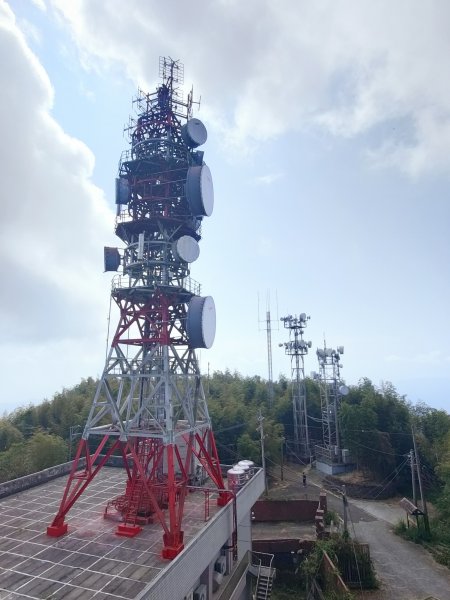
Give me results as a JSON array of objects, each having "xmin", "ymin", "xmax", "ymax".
[
  {"xmin": 366, "ymin": 458, "xmax": 408, "ymax": 500},
  {"xmin": 349, "ymin": 439, "xmax": 406, "ymax": 457}
]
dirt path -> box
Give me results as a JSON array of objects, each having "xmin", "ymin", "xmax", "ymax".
[
  {"xmin": 348, "ymin": 504, "xmax": 450, "ymax": 600},
  {"xmin": 268, "ymin": 465, "xmax": 450, "ymax": 599}
]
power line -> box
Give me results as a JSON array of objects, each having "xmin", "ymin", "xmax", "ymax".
[{"xmin": 350, "ymin": 439, "xmax": 406, "ymax": 457}]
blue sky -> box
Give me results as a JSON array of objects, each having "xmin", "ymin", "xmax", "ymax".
[{"xmin": 2, "ymin": 0, "xmax": 450, "ymax": 413}]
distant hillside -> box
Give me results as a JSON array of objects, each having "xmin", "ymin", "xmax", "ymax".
[{"xmin": 2, "ymin": 373, "xmax": 450, "ymax": 531}]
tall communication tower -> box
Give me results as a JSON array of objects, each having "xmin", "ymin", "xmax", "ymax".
[
  {"xmin": 279, "ymin": 313, "xmax": 312, "ymax": 461},
  {"xmin": 266, "ymin": 309, "xmax": 274, "ymax": 406},
  {"xmin": 313, "ymin": 343, "xmax": 348, "ymax": 465},
  {"xmin": 47, "ymin": 57, "xmax": 230, "ymax": 559},
  {"xmin": 258, "ymin": 294, "xmax": 278, "ymax": 407}
]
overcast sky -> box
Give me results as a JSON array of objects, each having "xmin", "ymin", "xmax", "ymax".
[{"xmin": 2, "ymin": 0, "xmax": 450, "ymax": 414}]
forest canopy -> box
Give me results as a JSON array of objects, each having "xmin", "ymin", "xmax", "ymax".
[{"xmin": 1, "ymin": 372, "xmax": 448, "ymax": 489}]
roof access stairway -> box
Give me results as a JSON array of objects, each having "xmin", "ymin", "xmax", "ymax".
[{"xmin": 250, "ymin": 551, "xmax": 275, "ymax": 600}]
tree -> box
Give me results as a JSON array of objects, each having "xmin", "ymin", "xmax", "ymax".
[
  {"xmin": 0, "ymin": 442, "xmax": 30, "ymax": 482},
  {"xmin": 236, "ymin": 433, "xmax": 260, "ymax": 464},
  {"xmin": 26, "ymin": 432, "xmax": 68, "ymax": 472},
  {"xmin": 0, "ymin": 419, "xmax": 24, "ymax": 451},
  {"xmin": 339, "ymin": 401, "xmax": 378, "ymax": 474}
]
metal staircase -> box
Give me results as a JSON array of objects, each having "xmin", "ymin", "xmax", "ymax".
[
  {"xmin": 250, "ymin": 552, "xmax": 275, "ymax": 600},
  {"xmin": 255, "ymin": 569, "xmax": 274, "ymax": 600}
]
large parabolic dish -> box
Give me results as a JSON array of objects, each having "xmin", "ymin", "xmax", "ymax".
[
  {"xmin": 186, "ymin": 165, "xmax": 214, "ymax": 217},
  {"xmin": 187, "ymin": 296, "xmax": 216, "ymax": 349}
]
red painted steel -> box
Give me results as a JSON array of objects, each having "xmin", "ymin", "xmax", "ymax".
[{"xmin": 47, "ymin": 60, "xmax": 230, "ymax": 560}]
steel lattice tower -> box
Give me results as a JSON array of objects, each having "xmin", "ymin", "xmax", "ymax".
[
  {"xmin": 280, "ymin": 313, "xmax": 312, "ymax": 461},
  {"xmin": 315, "ymin": 344, "xmax": 345, "ymax": 462},
  {"xmin": 47, "ymin": 58, "xmax": 231, "ymax": 559}
]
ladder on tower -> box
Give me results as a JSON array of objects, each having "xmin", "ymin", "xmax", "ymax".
[{"xmin": 116, "ymin": 440, "xmax": 154, "ymax": 536}]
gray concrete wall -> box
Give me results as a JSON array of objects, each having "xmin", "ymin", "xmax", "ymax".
[
  {"xmin": 0, "ymin": 454, "xmax": 131, "ymax": 499},
  {"xmin": 0, "ymin": 459, "xmax": 87, "ymax": 499}
]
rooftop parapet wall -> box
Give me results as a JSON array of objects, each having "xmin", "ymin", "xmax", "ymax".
[
  {"xmin": 0, "ymin": 459, "xmax": 87, "ymax": 499},
  {"xmin": 0, "ymin": 454, "xmax": 135, "ymax": 499}
]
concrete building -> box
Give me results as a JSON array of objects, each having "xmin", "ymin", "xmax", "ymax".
[{"xmin": 0, "ymin": 463, "xmax": 265, "ymax": 599}]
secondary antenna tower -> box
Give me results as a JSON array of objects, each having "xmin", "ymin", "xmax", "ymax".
[
  {"xmin": 313, "ymin": 343, "xmax": 348, "ymax": 464},
  {"xmin": 258, "ymin": 294, "xmax": 278, "ymax": 408},
  {"xmin": 47, "ymin": 57, "xmax": 230, "ymax": 559},
  {"xmin": 279, "ymin": 313, "xmax": 312, "ymax": 461}
]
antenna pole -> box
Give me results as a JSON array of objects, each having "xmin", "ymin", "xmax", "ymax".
[
  {"xmin": 257, "ymin": 410, "xmax": 268, "ymax": 495},
  {"xmin": 258, "ymin": 293, "xmax": 278, "ymax": 408},
  {"xmin": 266, "ymin": 310, "xmax": 274, "ymax": 407}
]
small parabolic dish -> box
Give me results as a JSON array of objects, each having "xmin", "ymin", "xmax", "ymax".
[
  {"xmin": 181, "ymin": 118, "xmax": 208, "ymax": 148},
  {"xmin": 186, "ymin": 165, "xmax": 214, "ymax": 217},
  {"xmin": 173, "ymin": 235, "xmax": 200, "ymax": 263},
  {"xmin": 339, "ymin": 385, "xmax": 349, "ymax": 396},
  {"xmin": 187, "ymin": 296, "xmax": 216, "ymax": 349}
]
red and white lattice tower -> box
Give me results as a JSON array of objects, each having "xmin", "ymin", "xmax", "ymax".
[{"xmin": 47, "ymin": 57, "xmax": 231, "ymax": 559}]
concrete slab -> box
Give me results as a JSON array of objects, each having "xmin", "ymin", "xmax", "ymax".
[{"xmin": 0, "ymin": 467, "xmax": 223, "ymax": 599}]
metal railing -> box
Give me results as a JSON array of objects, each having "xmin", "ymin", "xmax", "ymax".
[{"xmin": 111, "ymin": 274, "xmax": 201, "ymax": 296}]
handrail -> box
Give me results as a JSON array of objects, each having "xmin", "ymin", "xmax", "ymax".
[
  {"xmin": 251, "ymin": 551, "xmax": 274, "ymax": 569},
  {"xmin": 251, "ymin": 551, "xmax": 275, "ymax": 600},
  {"xmin": 111, "ymin": 274, "xmax": 201, "ymax": 296}
]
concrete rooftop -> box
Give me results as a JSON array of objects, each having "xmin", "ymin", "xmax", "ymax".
[{"xmin": 0, "ymin": 468, "xmax": 223, "ymax": 599}]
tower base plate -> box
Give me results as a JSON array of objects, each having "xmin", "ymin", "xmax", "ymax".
[
  {"xmin": 47, "ymin": 523, "xmax": 68, "ymax": 537},
  {"xmin": 116, "ymin": 524, "xmax": 142, "ymax": 538}
]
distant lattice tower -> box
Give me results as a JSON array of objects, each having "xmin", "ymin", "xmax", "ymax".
[
  {"xmin": 314, "ymin": 344, "xmax": 348, "ymax": 461},
  {"xmin": 47, "ymin": 57, "xmax": 231, "ymax": 559},
  {"xmin": 280, "ymin": 313, "xmax": 312, "ymax": 461}
]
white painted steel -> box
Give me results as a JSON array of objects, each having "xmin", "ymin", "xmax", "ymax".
[
  {"xmin": 181, "ymin": 118, "xmax": 208, "ymax": 147},
  {"xmin": 173, "ymin": 235, "xmax": 200, "ymax": 263},
  {"xmin": 186, "ymin": 165, "xmax": 214, "ymax": 217},
  {"xmin": 187, "ymin": 296, "xmax": 216, "ymax": 349}
]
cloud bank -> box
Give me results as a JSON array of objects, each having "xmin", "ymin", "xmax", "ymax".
[
  {"xmin": 49, "ymin": 0, "xmax": 450, "ymax": 176},
  {"xmin": 0, "ymin": 3, "xmax": 115, "ymax": 406}
]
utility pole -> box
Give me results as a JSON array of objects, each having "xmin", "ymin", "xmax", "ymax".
[
  {"xmin": 257, "ymin": 410, "xmax": 268, "ymax": 495},
  {"xmin": 412, "ymin": 424, "xmax": 430, "ymax": 534},
  {"xmin": 409, "ymin": 449, "xmax": 417, "ymax": 506},
  {"xmin": 342, "ymin": 484, "xmax": 348, "ymax": 535},
  {"xmin": 280, "ymin": 437, "xmax": 285, "ymax": 481}
]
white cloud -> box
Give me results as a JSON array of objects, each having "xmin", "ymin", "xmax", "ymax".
[
  {"xmin": 385, "ymin": 350, "xmax": 450, "ymax": 366},
  {"xmin": 0, "ymin": 4, "xmax": 115, "ymax": 352},
  {"xmin": 252, "ymin": 173, "xmax": 283, "ymax": 186},
  {"xmin": 17, "ymin": 17, "xmax": 42, "ymax": 45},
  {"xmin": 30, "ymin": 0, "xmax": 47, "ymax": 11},
  {"xmin": 48, "ymin": 0, "xmax": 450, "ymax": 176}
]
